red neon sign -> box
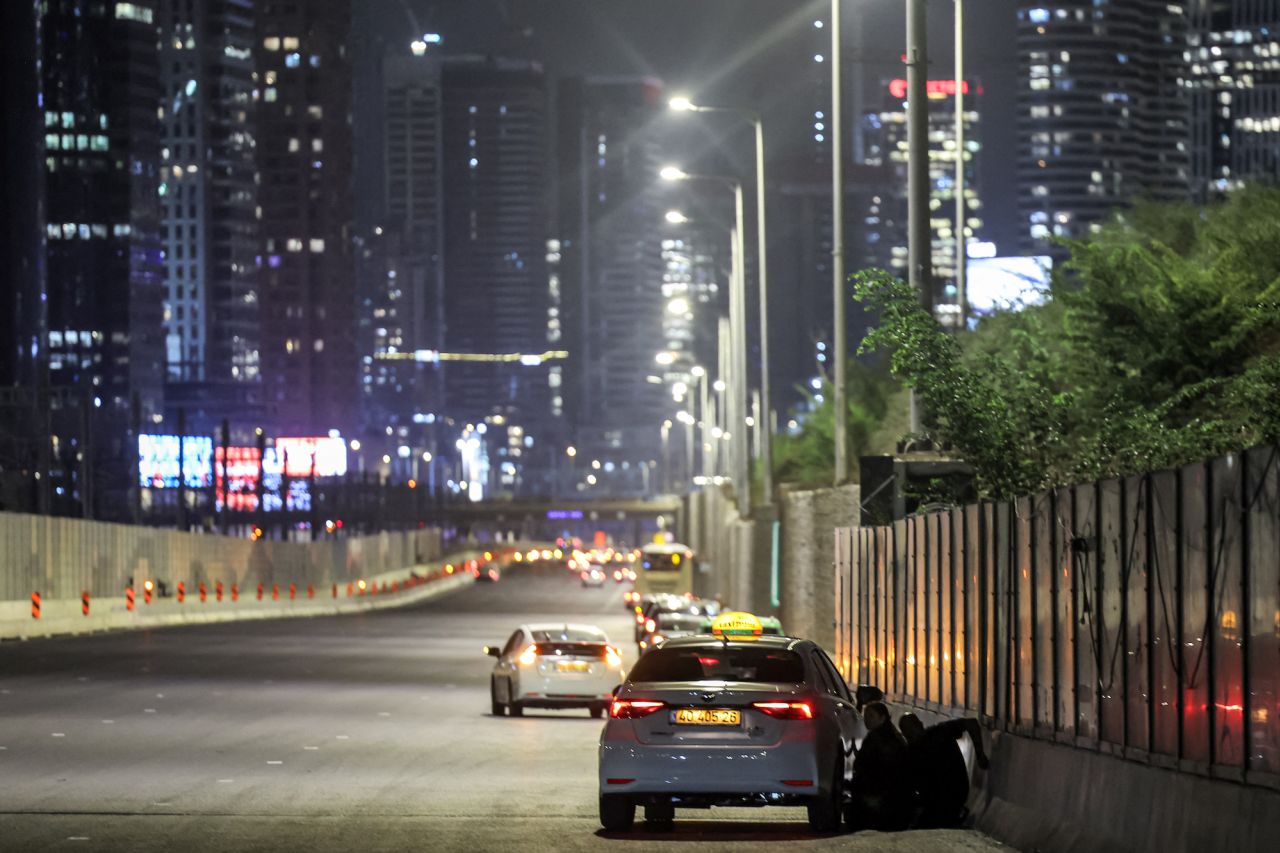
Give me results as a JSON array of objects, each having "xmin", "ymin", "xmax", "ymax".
[{"xmin": 888, "ymin": 78, "xmax": 971, "ymax": 99}]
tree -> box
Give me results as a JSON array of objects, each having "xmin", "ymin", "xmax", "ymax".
[{"xmin": 850, "ymin": 185, "xmax": 1280, "ymax": 498}]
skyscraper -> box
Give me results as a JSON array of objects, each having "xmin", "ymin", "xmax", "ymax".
[
  {"xmin": 157, "ymin": 0, "xmax": 262, "ymax": 433},
  {"xmin": 1185, "ymin": 1, "xmax": 1280, "ymax": 196},
  {"xmin": 862, "ymin": 76, "xmax": 984, "ymax": 323},
  {"xmin": 557, "ymin": 77, "xmax": 667, "ymax": 466},
  {"xmin": 256, "ymin": 0, "xmax": 357, "ymax": 435},
  {"xmin": 1016, "ymin": 1, "xmax": 1191, "ymax": 252}
]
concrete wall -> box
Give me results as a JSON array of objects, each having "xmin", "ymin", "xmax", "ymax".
[
  {"xmin": 0, "ymin": 511, "xmax": 444, "ymax": 601},
  {"xmin": 779, "ymin": 484, "xmax": 857, "ymax": 651},
  {"xmin": 896, "ymin": 702, "xmax": 1280, "ymax": 853}
]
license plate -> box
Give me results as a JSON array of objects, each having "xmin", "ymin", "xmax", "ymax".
[
  {"xmin": 672, "ymin": 708, "xmax": 741, "ymax": 726},
  {"xmin": 556, "ymin": 660, "xmax": 590, "ymax": 673}
]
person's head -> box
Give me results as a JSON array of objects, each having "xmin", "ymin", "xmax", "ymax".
[
  {"xmin": 899, "ymin": 712, "xmax": 925, "ymax": 744},
  {"xmin": 864, "ymin": 701, "xmax": 891, "ymax": 731}
]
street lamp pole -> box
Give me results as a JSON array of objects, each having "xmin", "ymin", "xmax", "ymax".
[
  {"xmin": 907, "ymin": 0, "xmax": 931, "ymax": 433},
  {"xmin": 955, "ymin": 0, "xmax": 967, "ymax": 327},
  {"xmin": 832, "ymin": 0, "xmax": 848, "ymax": 486},
  {"xmin": 667, "ymin": 98, "xmax": 772, "ymax": 506}
]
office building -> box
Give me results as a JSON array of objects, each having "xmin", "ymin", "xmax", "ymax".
[
  {"xmin": 256, "ymin": 0, "xmax": 357, "ymax": 436},
  {"xmin": 1185, "ymin": 1, "xmax": 1280, "ymax": 196},
  {"xmin": 862, "ymin": 76, "xmax": 984, "ymax": 323},
  {"xmin": 1016, "ymin": 1, "xmax": 1191, "ymax": 252},
  {"xmin": 556, "ymin": 76, "xmax": 667, "ymax": 470}
]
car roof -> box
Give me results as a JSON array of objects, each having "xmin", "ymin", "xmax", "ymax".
[
  {"xmin": 641, "ymin": 542, "xmax": 691, "ymax": 555},
  {"xmin": 523, "ymin": 622, "xmax": 608, "ymax": 637},
  {"xmin": 656, "ymin": 634, "xmax": 807, "ymax": 651}
]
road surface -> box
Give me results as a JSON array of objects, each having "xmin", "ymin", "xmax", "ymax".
[{"xmin": 0, "ymin": 563, "xmax": 1011, "ymax": 852}]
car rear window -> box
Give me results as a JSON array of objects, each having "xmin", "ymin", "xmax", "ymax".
[
  {"xmin": 628, "ymin": 646, "xmax": 804, "ymax": 684},
  {"xmin": 536, "ymin": 642, "xmax": 608, "ymax": 658}
]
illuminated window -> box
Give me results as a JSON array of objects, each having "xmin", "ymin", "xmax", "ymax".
[
  {"xmin": 286, "ymin": 238, "xmax": 303, "ymax": 252},
  {"xmin": 114, "ymin": 2, "xmax": 153, "ymax": 24},
  {"xmin": 263, "ymin": 37, "xmax": 280, "ymax": 51},
  {"xmin": 309, "ymin": 239, "xmax": 325, "ymax": 253},
  {"xmin": 282, "ymin": 37, "xmax": 300, "ymax": 50}
]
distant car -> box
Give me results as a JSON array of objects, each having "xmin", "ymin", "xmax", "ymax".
[
  {"xmin": 598, "ymin": 632, "xmax": 864, "ymax": 832},
  {"xmin": 581, "ymin": 565, "xmax": 608, "ymax": 587},
  {"xmin": 634, "ymin": 596, "xmax": 721, "ymax": 644},
  {"xmin": 475, "ymin": 561, "xmax": 501, "ymax": 583},
  {"xmin": 637, "ymin": 610, "xmax": 706, "ymax": 652},
  {"xmin": 486, "ymin": 623, "xmax": 624, "ymax": 718}
]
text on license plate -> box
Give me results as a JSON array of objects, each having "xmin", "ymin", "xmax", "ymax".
[
  {"xmin": 556, "ymin": 660, "xmax": 590, "ymax": 673},
  {"xmin": 672, "ymin": 708, "xmax": 741, "ymax": 726}
]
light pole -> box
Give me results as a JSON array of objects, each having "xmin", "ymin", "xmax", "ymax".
[
  {"xmin": 831, "ymin": 0, "xmax": 848, "ymax": 485},
  {"xmin": 907, "ymin": 0, "xmax": 931, "ymax": 433},
  {"xmin": 660, "ymin": 166, "xmax": 750, "ymax": 515},
  {"xmin": 669, "ymin": 97, "xmax": 773, "ymax": 507},
  {"xmin": 954, "ymin": 0, "xmax": 967, "ymax": 327},
  {"xmin": 660, "ymin": 419, "xmax": 672, "ymax": 494}
]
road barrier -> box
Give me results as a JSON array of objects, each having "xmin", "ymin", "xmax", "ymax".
[
  {"xmin": 177, "ymin": 582, "xmax": 186, "ymax": 604},
  {"xmin": 216, "ymin": 581, "xmax": 223, "ymax": 602},
  {"xmin": 126, "ymin": 587, "xmax": 135, "ymax": 611},
  {"xmin": 81, "ymin": 591, "xmax": 90, "ymax": 616},
  {"xmin": 199, "ymin": 582, "xmax": 207, "ymax": 603},
  {"xmin": 31, "ymin": 592, "xmax": 40, "ymax": 619}
]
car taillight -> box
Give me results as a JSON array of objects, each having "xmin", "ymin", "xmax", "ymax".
[
  {"xmin": 635, "ymin": 614, "xmax": 645, "ymax": 624},
  {"xmin": 645, "ymin": 618, "xmax": 656, "ymax": 632},
  {"xmin": 610, "ymin": 699, "xmax": 665, "ymax": 718},
  {"xmin": 752, "ymin": 701, "xmax": 814, "ymax": 720},
  {"xmin": 605, "ymin": 646, "xmax": 623, "ymax": 668},
  {"xmin": 518, "ymin": 644, "xmax": 538, "ymax": 666}
]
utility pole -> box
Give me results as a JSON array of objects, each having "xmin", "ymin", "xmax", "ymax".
[
  {"xmin": 832, "ymin": 0, "xmax": 848, "ymax": 485},
  {"xmin": 754, "ymin": 118, "xmax": 773, "ymax": 507},
  {"xmin": 907, "ymin": 0, "xmax": 932, "ymax": 433},
  {"xmin": 954, "ymin": 0, "xmax": 967, "ymax": 328}
]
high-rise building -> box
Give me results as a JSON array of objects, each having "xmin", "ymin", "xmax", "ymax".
[
  {"xmin": 157, "ymin": 1, "xmax": 260, "ymax": 387},
  {"xmin": 1185, "ymin": 1, "xmax": 1280, "ymax": 196},
  {"xmin": 556, "ymin": 77, "xmax": 667, "ymax": 468},
  {"xmin": 42, "ymin": 0, "xmax": 166, "ymax": 418},
  {"xmin": 1016, "ymin": 1, "xmax": 1191, "ymax": 252},
  {"xmin": 862, "ymin": 76, "xmax": 984, "ymax": 322},
  {"xmin": 256, "ymin": 0, "xmax": 357, "ymax": 436}
]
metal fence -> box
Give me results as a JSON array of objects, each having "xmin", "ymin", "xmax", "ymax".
[
  {"xmin": 0, "ymin": 512, "xmax": 444, "ymax": 601},
  {"xmin": 834, "ymin": 444, "xmax": 1280, "ymax": 790}
]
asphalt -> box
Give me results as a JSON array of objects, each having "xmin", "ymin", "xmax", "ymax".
[{"xmin": 0, "ymin": 563, "xmax": 1013, "ymax": 853}]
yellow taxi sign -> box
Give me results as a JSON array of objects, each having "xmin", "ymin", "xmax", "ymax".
[{"xmin": 710, "ymin": 611, "xmax": 764, "ymax": 641}]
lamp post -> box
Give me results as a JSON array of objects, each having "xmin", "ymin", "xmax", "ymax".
[
  {"xmin": 831, "ymin": 0, "xmax": 848, "ymax": 486},
  {"xmin": 660, "ymin": 166, "xmax": 750, "ymax": 514},
  {"xmin": 954, "ymin": 0, "xmax": 967, "ymax": 327},
  {"xmin": 669, "ymin": 98, "xmax": 773, "ymax": 508}
]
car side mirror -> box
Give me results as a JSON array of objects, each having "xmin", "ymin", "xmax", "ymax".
[
  {"xmin": 610, "ymin": 684, "xmax": 622, "ymax": 697},
  {"xmin": 484, "ymin": 645, "xmax": 501, "ymax": 657}
]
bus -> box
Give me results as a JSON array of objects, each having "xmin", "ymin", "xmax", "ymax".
[{"xmin": 634, "ymin": 542, "xmax": 696, "ymax": 596}]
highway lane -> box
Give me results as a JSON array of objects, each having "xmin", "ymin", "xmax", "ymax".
[{"xmin": 0, "ymin": 564, "xmax": 1011, "ymax": 852}]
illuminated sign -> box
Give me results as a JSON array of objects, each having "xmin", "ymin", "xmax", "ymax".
[
  {"xmin": 710, "ymin": 611, "xmax": 764, "ymax": 641},
  {"xmin": 138, "ymin": 435, "xmax": 214, "ymax": 489},
  {"xmin": 967, "ymin": 256, "xmax": 1052, "ymax": 317},
  {"xmin": 547, "ymin": 510, "xmax": 585, "ymax": 520},
  {"xmin": 888, "ymin": 78, "xmax": 972, "ymax": 100},
  {"xmin": 275, "ymin": 437, "xmax": 347, "ymax": 477}
]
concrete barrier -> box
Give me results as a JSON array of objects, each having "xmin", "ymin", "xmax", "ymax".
[{"xmin": 1, "ymin": 555, "xmax": 479, "ymax": 641}]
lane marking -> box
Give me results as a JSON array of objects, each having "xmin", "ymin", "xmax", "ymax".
[
  {"xmin": 335, "ymin": 735, "xmax": 349, "ymax": 740},
  {"xmin": 52, "ymin": 733, "xmax": 66, "ymax": 738},
  {"xmin": 155, "ymin": 693, "xmax": 166, "ymax": 699},
  {"xmin": 303, "ymin": 746, "xmax": 319, "ymax": 751},
  {"xmin": 267, "ymin": 760, "xmax": 283, "ymax": 765},
  {"xmin": 152, "ymin": 802, "xmax": 172, "ymax": 807},
  {"xmin": 102, "ymin": 720, "xmax": 114, "ymax": 724},
  {"xmin": 377, "ymin": 712, "xmax": 391, "ymax": 717},
  {"xmin": 77, "ymin": 677, "xmax": 89, "ymax": 682},
  {"xmin": 68, "ymin": 837, "xmax": 90, "ymax": 842},
  {"xmin": 217, "ymin": 779, "xmax": 235, "ymax": 783}
]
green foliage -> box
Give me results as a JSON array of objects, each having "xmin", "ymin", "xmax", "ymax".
[
  {"xmin": 851, "ymin": 185, "xmax": 1280, "ymax": 498},
  {"xmin": 770, "ymin": 359, "xmax": 906, "ymax": 490}
]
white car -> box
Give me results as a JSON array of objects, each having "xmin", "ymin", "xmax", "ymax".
[
  {"xmin": 581, "ymin": 564, "xmax": 608, "ymax": 587},
  {"xmin": 486, "ymin": 623, "xmax": 624, "ymax": 718},
  {"xmin": 598, "ymin": 634, "xmax": 864, "ymax": 832}
]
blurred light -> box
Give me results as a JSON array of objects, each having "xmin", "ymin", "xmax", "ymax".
[
  {"xmin": 382, "ymin": 455, "xmax": 391, "ymax": 464},
  {"xmin": 659, "ymin": 166, "xmax": 688, "ymax": 181},
  {"xmin": 665, "ymin": 210, "xmax": 689, "ymax": 225},
  {"xmin": 349, "ymin": 439, "xmax": 361, "ymax": 451},
  {"xmin": 667, "ymin": 297, "xmax": 690, "ymax": 314},
  {"xmin": 654, "ymin": 351, "xmax": 676, "ymax": 366},
  {"xmin": 397, "ymin": 445, "xmax": 411, "ymax": 459},
  {"xmin": 587, "ymin": 474, "xmax": 598, "ymax": 485},
  {"xmin": 669, "ymin": 96, "xmax": 695, "ymax": 111},
  {"xmin": 713, "ymin": 380, "xmax": 726, "ymax": 392},
  {"xmin": 422, "ymin": 451, "xmax": 432, "ymax": 462},
  {"xmin": 566, "ymin": 446, "xmax": 577, "ymax": 457}
]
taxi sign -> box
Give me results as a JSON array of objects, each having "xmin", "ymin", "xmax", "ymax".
[{"xmin": 710, "ymin": 611, "xmax": 764, "ymax": 641}]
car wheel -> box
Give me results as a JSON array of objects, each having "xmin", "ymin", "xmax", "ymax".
[
  {"xmin": 509, "ymin": 701, "xmax": 524, "ymax": 717},
  {"xmin": 590, "ymin": 702, "xmax": 607, "ymax": 719},
  {"xmin": 490, "ymin": 679, "xmax": 505, "ymax": 717},
  {"xmin": 599, "ymin": 794, "xmax": 635, "ymax": 831},
  {"xmin": 643, "ymin": 803, "xmax": 674, "ymax": 825},
  {"xmin": 806, "ymin": 758, "xmax": 843, "ymax": 833}
]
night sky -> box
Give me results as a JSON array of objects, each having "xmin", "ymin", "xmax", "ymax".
[{"xmin": 357, "ymin": 0, "xmax": 1022, "ymax": 250}]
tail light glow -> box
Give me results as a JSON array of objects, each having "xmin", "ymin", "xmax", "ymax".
[
  {"xmin": 752, "ymin": 701, "xmax": 814, "ymax": 720},
  {"xmin": 518, "ymin": 644, "xmax": 538, "ymax": 666},
  {"xmin": 645, "ymin": 618, "xmax": 656, "ymax": 633},
  {"xmin": 605, "ymin": 646, "xmax": 623, "ymax": 668},
  {"xmin": 610, "ymin": 699, "xmax": 665, "ymax": 718}
]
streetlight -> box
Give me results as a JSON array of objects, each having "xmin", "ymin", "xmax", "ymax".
[
  {"xmin": 831, "ymin": 0, "xmax": 848, "ymax": 485},
  {"xmin": 566, "ymin": 445, "xmax": 577, "ymax": 458},
  {"xmin": 669, "ymin": 95, "xmax": 775, "ymax": 507},
  {"xmin": 661, "ymin": 164, "xmax": 749, "ymax": 514},
  {"xmin": 665, "ymin": 209, "xmax": 689, "ymax": 225}
]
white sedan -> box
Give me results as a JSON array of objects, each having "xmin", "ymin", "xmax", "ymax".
[
  {"xmin": 486, "ymin": 623, "xmax": 624, "ymax": 718},
  {"xmin": 598, "ymin": 634, "xmax": 864, "ymax": 832}
]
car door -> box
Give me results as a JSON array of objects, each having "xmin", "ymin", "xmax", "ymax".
[
  {"xmin": 810, "ymin": 647, "xmax": 861, "ymax": 786},
  {"xmin": 499, "ymin": 629, "xmax": 525, "ymax": 702}
]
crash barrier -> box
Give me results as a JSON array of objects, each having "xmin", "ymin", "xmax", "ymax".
[
  {"xmin": 0, "ymin": 512, "xmax": 445, "ymax": 604},
  {"xmin": 834, "ymin": 444, "xmax": 1280, "ymax": 849}
]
